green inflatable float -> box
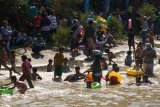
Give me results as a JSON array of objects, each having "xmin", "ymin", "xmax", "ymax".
[
  {"xmin": 91, "ymin": 82, "xmax": 101, "ymax": 89},
  {"xmin": 0, "ymin": 86, "xmax": 13, "ymax": 95}
]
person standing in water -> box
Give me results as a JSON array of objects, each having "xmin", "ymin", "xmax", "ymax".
[
  {"xmin": 54, "ymin": 47, "xmax": 64, "ymax": 80},
  {"xmin": 91, "ymin": 54, "xmax": 102, "ymax": 83},
  {"xmin": 142, "ymin": 43, "xmax": 157, "ymax": 77},
  {"xmin": 19, "ymin": 55, "xmax": 34, "ymax": 88}
]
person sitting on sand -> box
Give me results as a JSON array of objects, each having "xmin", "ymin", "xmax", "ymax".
[
  {"xmin": 125, "ymin": 51, "xmax": 132, "ymax": 66},
  {"xmin": 10, "ymin": 76, "xmax": 27, "ymax": 94},
  {"xmin": 54, "ymin": 47, "xmax": 64, "ymax": 79},
  {"xmin": 31, "ymin": 68, "xmax": 42, "ymax": 81},
  {"xmin": 64, "ymin": 66, "xmax": 85, "ymax": 82},
  {"xmin": 104, "ymin": 48, "xmax": 116, "ymax": 65},
  {"xmin": 47, "ymin": 59, "xmax": 54, "ymax": 72}
]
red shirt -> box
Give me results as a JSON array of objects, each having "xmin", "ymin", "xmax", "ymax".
[
  {"xmin": 22, "ymin": 60, "xmax": 32, "ymax": 76},
  {"xmin": 34, "ymin": 15, "xmax": 42, "ymax": 27}
]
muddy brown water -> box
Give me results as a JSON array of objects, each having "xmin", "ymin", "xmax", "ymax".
[{"xmin": 0, "ymin": 51, "xmax": 160, "ymax": 107}]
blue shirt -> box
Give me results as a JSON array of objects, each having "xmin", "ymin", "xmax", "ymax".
[{"xmin": 1, "ymin": 26, "xmax": 12, "ymax": 36}]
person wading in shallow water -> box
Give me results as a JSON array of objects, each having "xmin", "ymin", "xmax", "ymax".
[
  {"xmin": 19, "ymin": 55, "xmax": 34, "ymax": 88},
  {"xmin": 142, "ymin": 43, "xmax": 157, "ymax": 77}
]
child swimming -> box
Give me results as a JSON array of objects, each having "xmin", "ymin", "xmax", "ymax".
[
  {"xmin": 47, "ymin": 59, "xmax": 54, "ymax": 72},
  {"xmin": 31, "ymin": 68, "xmax": 42, "ymax": 81},
  {"xmin": 64, "ymin": 66, "xmax": 85, "ymax": 82},
  {"xmin": 10, "ymin": 76, "xmax": 27, "ymax": 94}
]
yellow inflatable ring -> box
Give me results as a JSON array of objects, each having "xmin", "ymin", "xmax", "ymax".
[
  {"xmin": 126, "ymin": 68, "xmax": 144, "ymax": 76},
  {"xmin": 108, "ymin": 72, "xmax": 122, "ymax": 82}
]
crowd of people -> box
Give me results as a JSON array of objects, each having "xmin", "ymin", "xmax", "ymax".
[{"xmin": 0, "ymin": 1, "xmax": 159, "ymax": 94}]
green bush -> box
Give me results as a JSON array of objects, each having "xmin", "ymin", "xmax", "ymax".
[
  {"xmin": 52, "ymin": 27, "xmax": 70, "ymax": 47},
  {"xmin": 139, "ymin": 4, "xmax": 155, "ymax": 17},
  {"xmin": 108, "ymin": 16, "xmax": 125, "ymax": 39}
]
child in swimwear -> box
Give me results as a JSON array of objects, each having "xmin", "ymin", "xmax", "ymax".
[
  {"xmin": 31, "ymin": 68, "xmax": 42, "ymax": 81},
  {"xmin": 104, "ymin": 48, "xmax": 116, "ymax": 65},
  {"xmin": 64, "ymin": 66, "xmax": 85, "ymax": 82},
  {"xmin": 62, "ymin": 57, "xmax": 71, "ymax": 73},
  {"xmin": 9, "ymin": 50, "xmax": 21, "ymax": 77},
  {"xmin": 101, "ymin": 57, "xmax": 108, "ymax": 70},
  {"xmin": 10, "ymin": 76, "xmax": 27, "ymax": 94},
  {"xmin": 47, "ymin": 59, "xmax": 53, "ymax": 72},
  {"xmin": 105, "ymin": 63, "xmax": 118, "ymax": 82},
  {"xmin": 109, "ymin": 66, "xmax": 121, "ymax": 85},
  {"xmin": 125, "ymin": 51, "xmax": 132, "ymax": 66},
  {"xmin": 133, "ymin": 59, "xmax": 143, "ymax": 71}
]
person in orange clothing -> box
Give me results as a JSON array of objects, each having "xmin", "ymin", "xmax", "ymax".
[
  {"xmin": 84, "ymin": 70, "xmax": 93, "ymax": 88},
  {"xmin": 54, "ymin": 47, "xmax": 65, "ymax": 79}
]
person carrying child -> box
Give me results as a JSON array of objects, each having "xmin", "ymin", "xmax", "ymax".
[
  {"xmin": 104, "ymin": 48, "xmax": 116, "ymax": 65},
  {"xmin": 54, "ymin": 47, "xmax": 64, "ymax": 79},
  {"xmin": 31, "ymin": 68, "xmax": 42, "ymax": 81},
  {"xmin": 125, "ymin": 51, "xmax": 132, "ymax": 66},
  {"xmin": 9, "ymin": 50, "xmax": 21, "ymax": 77},
  {"xmin": 47, "ymin": 59, "xmax": 54, "ymax": 72},
  {"xmin": 10, "ymin": 76, "xmax": 27, "ymax": 94}
]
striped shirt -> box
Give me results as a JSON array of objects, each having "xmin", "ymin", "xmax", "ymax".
[{"xmin": 48, "ymin": 15, "xmax": 57, "ymax": 29}]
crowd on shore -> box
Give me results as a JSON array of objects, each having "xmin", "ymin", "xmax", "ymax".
[{"xmin": 0, "ymin": 1, "xmax": 160, "ymax": 94}]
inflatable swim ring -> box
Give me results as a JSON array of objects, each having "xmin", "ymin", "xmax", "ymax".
[
  {"xmin": 0, "ymin": 87, "xmax": 13, "ymax": 94},
  {"xmin": 127, "ymin": 68, "xmax": 144, "ymax": 76},
  {"xmin": 91, "ymin": 82, "xmax": 101, "ymax": 89},
  {"xmin": 108, "ymin": 72, "xmax": 122, "ymax": 83}
]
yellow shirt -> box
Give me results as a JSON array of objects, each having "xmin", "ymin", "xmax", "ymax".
[{"xmin": 54, "ymin": 53, "xmax": 64, "ymax": 66}]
